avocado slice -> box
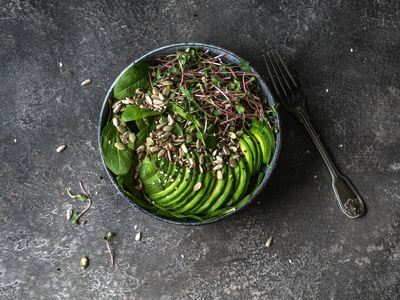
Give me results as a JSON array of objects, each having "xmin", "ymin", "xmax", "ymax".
[
  {"xmin": 225, "ymin": 158, "xmax": 250, "ymax": 207},
  {"xmin": 252, "ymin": 121, "xmax": 276, "ymax": 154},
  {"xmin": 245, "ymin": 134, "xmax": 262, "ymax": 175},
  {"xmin": 189, "ymin": 164, "xmax": 228, "ymax": 215},
  {"xmin": 203, "ymin": 163, "xmax": 236, "ymax": 213},
  {"xmin": 249, "ymin": 126, "xmax": 271, "ymax": 165},
  {"xmin": 238, "ymin": 136, "xmax": 255, "ymax": 177},
  {"xmin": 173, "ymin": 155, "xmax": 215, "ymax": 214}
]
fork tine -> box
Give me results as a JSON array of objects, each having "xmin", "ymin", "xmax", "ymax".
[
  {"xmin": 263, "ymin": 53, "xmax": 281, "ymax": 98},
  {"xmin": 273, "ymin": 50, "xmax": 298, "ymax": 90}
]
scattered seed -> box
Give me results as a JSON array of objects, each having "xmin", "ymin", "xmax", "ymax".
[
  {"xmin": 117, "ymin": 126, "xmax": 127, "ymax": 133},
  {"xmin": 112, "ymin": 117, "xmax": 119, "ymax": 127},
  {"xmin": 129, "ymin": 132, "xmax": 136, "ymax": 143},
  {"xmin": 145, "ymin": 95, "xmax": 153, "ymax": 105},
  {"xmin": 199, "ymin": 154, "xmax": 205, "ymax": 165},
  {"xmin": 167, "ymin": 114, "xmax": 174, "ymax": 125},
  {"xmin": 167, "ymin": 150, "xmax": 172, "ymax": 161},
  {"xmin": 212, "ymin": 149, "xmax": 218, "ymax": 157},
  {"xmin": 82, "ymin": 220, "xmax": 87, "ymax": 225},
  {"xmin": 158, "ymin": 148, "xmax": 166, "ymax": 158},
  {"xmin": 146, "ymin": 137, "xmax": 155, "ymax": 147},
  {"xmin": 56, "ymin": 145, "xmax": 66, "ymax": 153},
  {"xmin": 236, "ymin": 130, "xmax": 244, "ymax": 137},
  {"xmin": 80, "ymin": 256, "xmax": 88, "ymax": 269},
  {"xmin": 266, "ymin": 237, "xmax": 273, "ymax": 247},
  {"xmin": 153, "ymin": 99, "xmax": 163, "ymax": 105},
  {"xmin": 189, "ymin": 157, "xmax": 196, "ymax": 166},
  {"xmin": 228, "ymin": 132, "xmax": 237, "ymax": 139},
  {"xmin": 214, "ymin": 159, "xmax": 223, "ymax": 165},
  {"xmin": 152, "ymin": 86, "xmax": 159, "ymax": 94},
  {"xmin": 81, "ymin": 79, "xmax": 91, "ymax": 86},
  {"xmin": 193, "ymin": 182, "xmax": 202, "ymax": 191},
  {"xmin": 134, "ymin": 179, "xmax": 143, "ymax": 190},
  {"xmin": 67, "ymin": 209, "xmax": 73, "ymax": 220},
  {"xmin": 186, "ymin": 134, "xmax": 193, "ymax": 143},
  {"xmin": 135, "ymin": 88, "xmax": 144, "ymax": 94},
  {"xmin": 229, "ymin": 146, "xmax": 238, "ymax": 152},
  {"xmin": 135, "ymin": 232, "xmax": 142, "ymax": 241},
  {"xmin": 150, "ymin": 146, "xmax": 160, "ymax": 153},
  {"xmin": 113, "ymin": 102, "xmax": 122, "ymax": 114},
  {"xmin": 223, "ymin": 146, "xmax": 230, "ymax": 155},
  {"xmin": 233, "ymin": 154, "xmax": 240, "ymax": 160},
  {"xmin": 217, "ymin": 170, "xmax": 223, "ymax": 180},
  {"xmin": 115, "ymin": 142, "xmax": 127, "ymax": 150},
  {"xmin": 181, "ymin": 143, "xmax": 188, "ymax": 153},
  {"xmin": 136, "ymin": 145, "xmax": 146, "ymax": 154},
  {"xmin": 199, "ymin": 165, "xmax": 204, "ymax": 173},
  {"xmin": 196, "ymin": 139, "xmax": 202, "ymax": 149}
]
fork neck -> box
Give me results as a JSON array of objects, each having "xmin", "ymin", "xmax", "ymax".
[{"xmin": 294, "ymin": 106, "xmax": 340, "ymax": 178}]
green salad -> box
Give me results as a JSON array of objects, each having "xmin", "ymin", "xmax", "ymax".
[{"xmin": 101, "ymin": 47, "xmax": 278, "ymax": 221}]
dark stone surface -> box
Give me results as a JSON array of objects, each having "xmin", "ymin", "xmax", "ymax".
[{"xmin": 1, "ymin": 0, "xmax": 399, "ymax": 299}]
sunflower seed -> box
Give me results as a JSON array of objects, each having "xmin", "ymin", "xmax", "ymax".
[
  {"xmin": 153, "ymin": 104, "xmax": 163, "ymax": 111},
  {"xmin": 150, "ymin": 146, "xmax": 160, "ymax": 153},
  {"xmin": 233, "ymin": 154, "xmax": 240, "ymax": 160},
  {"xmin": 158, "ymin": 148, "xmax": 166, "ymax": 158},
  {"xmin": 199, "ymin": 165, "xmax": 204, "ymax": 173},
  {"xmin": 81, "ymin": 79, "xmax": 91, "ymax": 86},
  {"xmin": 115, "ymin": 142, "xmax": 127, "ymax": 150},
  {"xmin": 156, "ymin": 122, "xmax": 167, "ymax": 130},
  {"xmin": 213, "ymin": 164, "xmax": 223, "ymax": 171},
  {"xmin": 228, "ymin": 132, "xmax": 237, "ymax": 139},
  {"xmin": 217, "ymin": 170, "xmax": 223, "ymax": 180},
  {"xmin": 152, "ymin": 99, "xmax": 163, "ymax": 105},
  {"xmin": 145, "ymin": 137, "xmax": 154, "ymax": 146},
  {"xmin": 193, "ymin": 182, "xmax": 202, "ymax": 191},
  {"xmin": 229, "ymin": 157, "xmax": 237, "ymax": 168},
  {"xmin": 135, "ymin": 232, "xmax": 142, "ymax": 241},
  {"xmin": 189, "ymin": 157, "xmax": 196, "ymax": 166},
  {"xmin": 161, "ymin": 80, "xmax": 174, "ymax": 86},
  {"xmin": 216, "ymin": 155, "xmax": 223, "ymax": 161},
  {"xmin": 163, "ymin": 125, "xmax": 174, "ymax": 132},
  {"xmin": 129, "ymin": 132, "xmax": 136, "ymax": 143},
  {"xmin": 56, "ymin": 145, "xmax": 66, "ymax": 153},
  {"xmin": 196, "ymin": 139, "xmax": 202, "ymax": 149},
  {"xmin": 145, "ymin": 95, "xmax": 153, "ymax": 105},
  {"xmin": 112, "ymin": 117, "xmax": 119, "ymax": 127},
  {"xmin": 223, "ymin": 146, "xmax": 231, "ymax": 155},
  {"xmin": 121, "ymin": 98, "xmax": 135, "ymax": 105},
  {"xmin": 181, "ymin": 143, "xmax": 188, "ymax": 153},
  {"xmin": 214, "ymin": 159, "xmax": 223, "ymax": 165},
  {"xmin": 159, "ymin": 93, "xmax": 165, "ymax": 101},
  {"xmin": 113, "ymin": 102, "xmax": 122, "ymax": 113},
  {"xmin": 229, "ymin": 146, "xmax": 238, "ymax": 152},
  {"xmin": 265, "ymin": 237, "xmax": 273, "ymax": 247},
  {"xmin": 236, "ymin": 130, "xmax": 245, "ymax": 137},
  {"xmin": 167, "ymin": 114, "xmax": 174, "ymax": 125},
  {"xmin": 136, "ymin": 88, "xmax": 145, "ymax": 95},
  {"xmin": 212, "ymin": 149, "xmax": 218, "ymax": 157},
  {"xmin": 179, "ymin": 148, "xmax": 185, "ymax": 156},
  {"xmin": 136, "ymin": 145, "xmax": 146, "ymax": 154},
  {"xmin": 167, "ymin": 142, "xmax": 175, "ymax": 151},
  {"xmin": 167, "ymin": 150, "xmax": 172, "ymax": 161},
  {"xmin": 160, "ymin": 132, "xmax": 171, "ymax": 139},
  {"xmin": 112, "ymin": 100, "xmax": 122, "ymax": 109},
  {"xmin": 199, "ymin": 154, "xmax": 205, "ymax": 165},
  {"xmin": 67, "ymin": 208, "xmax": 73, "ymax": 220}
]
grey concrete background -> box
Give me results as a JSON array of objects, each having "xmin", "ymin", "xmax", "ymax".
[{"xmin": 1, "ymin": 0, "xmax": 399, "ymax": 299}]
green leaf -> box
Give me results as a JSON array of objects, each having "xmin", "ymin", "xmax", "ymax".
[
  {"xmin": 100, "ymin": 121, "xmax": 134, "ymax": 175},
  {"xmin": 107, "ymin": 232, "xmax": 113, "ymax": 238},
  {"xmin": 235, "ymin": 104, "xmax": 245, "ymax": 115},
  {"xmin": 71, "ymin": 212, "xmax": 79, "ymax": 224},
  {"xmin": 239, "ymin": 61, "xmax": 252, "ymax": 73},
  {"xmin": 121, "ymin": 105, "xmax": 163, "ymax": 122},
  {"xmin": 77, "ymin": 194, "xmax": 87, "ymax": 202},
  {"xmin": 113, "ymin": 61, "xmax": 153, "ymax": 100}
]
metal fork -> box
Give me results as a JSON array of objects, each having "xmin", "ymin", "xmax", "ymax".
[{"xmin": 264, "ymin": 50, "xmax": 365, "ymax": 218}]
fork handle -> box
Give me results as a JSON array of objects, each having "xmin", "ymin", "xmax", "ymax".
[{"xmin": 294, "ymin": 106, "xmax": 365, "ymax": 218}]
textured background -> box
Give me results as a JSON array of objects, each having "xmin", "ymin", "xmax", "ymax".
[{"xmin": 1, "ymin": 0, "xmax": 399, "ymax": 299}]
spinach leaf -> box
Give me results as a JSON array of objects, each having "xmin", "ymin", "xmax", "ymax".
[
  {"xmin": 101, "ymin": 121, "xmax": 134, "ymax": 175},
  {"xmin": 121, "ymin": 105, "xmax": 163, "ymax": 122},
  {"xmin": 239, "ymin": 61, "xmax": 252, "ymax": 73},
  {"xmin": 113, "ymin": 61, "xmax": 153, "ymax": 100}
]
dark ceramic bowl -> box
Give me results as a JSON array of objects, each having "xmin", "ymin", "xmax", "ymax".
[{"xmin": 98, "ymin": 43, "xmax": 281, "ymax": 225}]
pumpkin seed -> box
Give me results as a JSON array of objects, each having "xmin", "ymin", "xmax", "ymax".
[
  {"xmin": 236, "ymin": 130, "xmax": 244, "ymax": 137},
  {"xmin": 163, "ymin": 125, "xmax": 174, "ymax": 132},
  {"xmin": 162, "ymin": 85, "xmax": 171, "ymax": 96},
  {"xmin": 228, "ymin": 132, "xmax": 237, "ymax": 139},
  {"xmin": 115, "ymin": 142, "xmax": 127, "ymax": 150},
  {"xmin": 81, "ymin": 79, "xmax": 91, "ymax": 86},
  {"xmin": 136, "ymin": 88, "xmax": 145, "ymax": 95},
  {"xmin": 134, "ymin": 179, "xmax": 143, "ymax": 190},
  {"xmin": 112, "ymin": 117, "xmax": 119, "ymax": 127},
  {"xmin": 158, "ymin": 148, "xmax": 166, "ymax": 158},
  {"xmin": 117, "ymin": 126, "xmax": 127, "ymax": 133},
  {"xmin": 229, "ymin": 157, "xmax": 237, "ymax": 168},
  {"xmin": 175, "ymin": 115, "xmax": 183, "ymax": 122},
  {"xmin": 152, "ymin": 86, "xmax": 159, "ymax": 94},
  {"xmin": 56, "ymin": 145, "xmax": 66, "ymax": 153},
  {"xmin": 193, "ymin": 182, "xmax": 202, "ymax": 191},
  {"xmin": 152, "ymin": 94, "xmax": 160, "ymax": 100},
  {"xmin": 186, "ymin": 134, "xmax": 193, "ymax": 143},
  {"xmin": 129, "ymin": 132, "xmax": 136, "ymax": 143},
  {"xmin": 161, "ymin": 80, "xmax": 174, "ymax": 86},
  {"xmin": 213, "ymin": 164, "xmax": 223, "ymax": 171},
  {"xmin": 265, "ymin": 237, "xmax": 273, "ymax": 247},
  {"xmin": 67, "ymin": 208, "xmax": 73, "ymax": 220},
  {"xmin": 121, "ymin": 131, "xmax": 130, "ymax": 144},
  {"xmin": 145, "ymin": 137, "xmax": 155, "ymax": 146},
  {"xmin": 217, "ymin": 170, "xmax": 223, "ymax": 180},
  {"xmin": 80, "ymin": 256, "xmax": 88, "ymax": 269}
]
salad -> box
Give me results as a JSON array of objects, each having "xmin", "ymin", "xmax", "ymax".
[{"xmin": 101, "ymin": 47, "xmax": 278, "ymax": 221}]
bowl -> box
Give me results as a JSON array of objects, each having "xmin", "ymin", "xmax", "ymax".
[{"xmin": 98, "ymin": 43, "xmax": 281, "ymax": 225}]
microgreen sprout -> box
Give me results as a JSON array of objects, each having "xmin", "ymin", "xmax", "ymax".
[
  {"xmin": 67, "ymin": 181, "xmax": 92, "ymax": 225},
  {"xmin": 104, "ymin": 232, "xmax": 114, "ymax": 266}
]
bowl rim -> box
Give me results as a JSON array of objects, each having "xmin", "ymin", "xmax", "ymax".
[{"xmin": 98, "ymin": 42, "xmax": 281, "ymax": 225}]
